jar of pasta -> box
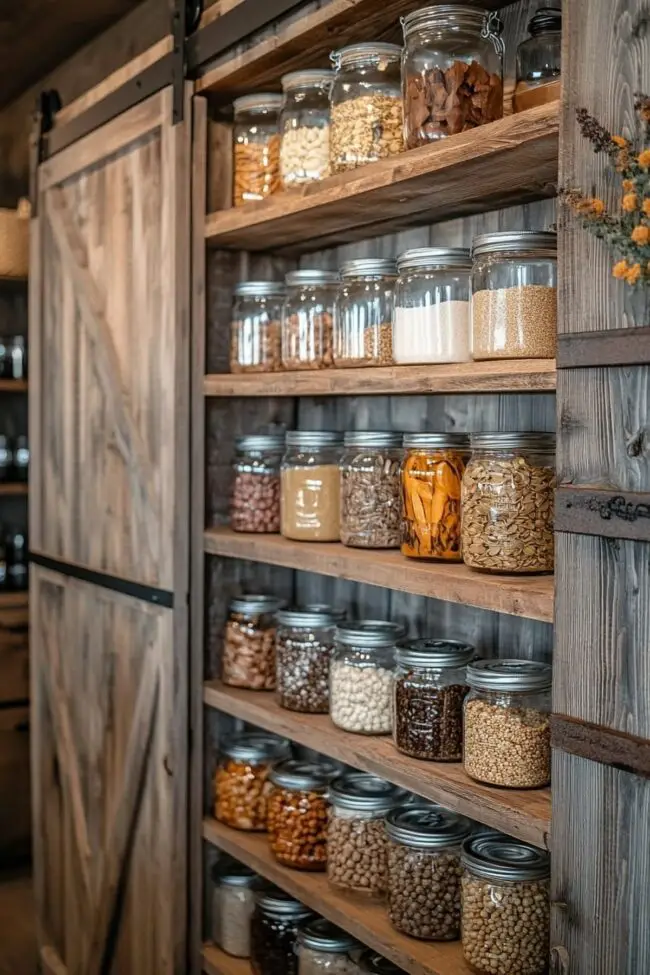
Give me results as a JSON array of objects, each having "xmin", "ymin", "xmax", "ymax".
[
  {"xmin": 233, "ymin": 94, "xmax": 282, "ymax": 207},
  {"xmin": 222, "ymin": 594, "xmax": 285, "ymax": 690},
  {"xmin": 215, "ymin": 733, "xmax": 289, "ymax": 831},
  {"xmin": 280, "ymin": 70, "xmax": 333, "ymax": 187},
  {"xmin": 333, "ymin": 259, "xmax": 397, "ymax": 367},
  {"xmin": 281, "ymin": 270, "xmax": 339, "ymax": 370},
  {"xmin": 296, "ymin": 919, "xmax": 362, "ymax": 975},
  {"xmin": 340, "ymin": 432, "xmax": 403, "ymax": 549},
  {"xmin": 400, "ymin": 433, "xmax": 469, "ymax": 561},
  {"xmin": 276, "ymin": 607, "xmax": 341, "ymax": 713},
  {"xmin": 330, "ymin": 621, "xmax": 404, "ymax": 735},
  {"xmin": 230, "ymin": 282, "xmax": 286, "ymax": 373},
  {"xmin": 230, "ymin": 434, "xmax": 284, "ymax": 534},
  {"xmin": 251, "ymin": 889, "xmax": 314, "ymax": 975},
  {"xmin": 281, "ymin": 431, "xmax": 343, "ymax": 541},
  {"xmin": 267, "ymin": 760, "xmax": 335, "ymax": 870}
]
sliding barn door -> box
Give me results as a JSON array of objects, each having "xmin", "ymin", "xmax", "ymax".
[{"xmin": 29, "ymin": 87, "xmax": 190, "ymax": 975}]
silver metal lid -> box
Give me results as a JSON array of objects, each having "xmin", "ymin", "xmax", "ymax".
[
  {"xmin": 469, "ymin": 432, "xmax": 556, "ymax": 452},
  {"xmin": 285, "ymin": 269, "xmax": 339, "ymax": 287},
  {"xmin": 276, "ymin": 606, "xmax": 340, "ymax": 628},
  {"xmin": 397, "ymin": 247, "xmax": 472, "ymax": 272},
  {"xmin": 467, "ymin": 659, "xmax": 552, "ymax": 693},
  {"xmin": 233, "ymin": 93, "xmax": 283, "ymax": 114},
  {"xmin": 359, "ymin": 951, "xmax": 402, "ymax": 975},
  {"xmin": 472, "ymin": 230, "xmax": 557, "ymax": 258},
  {"xmin": 343, "ymin": 431, "xmax": 403, "ymax": 449},
  {"xmin": 396, "ymin": 638, "xmax": 475, "ymax": 670},
  {"xmin": 285, "ymin": 430, "xmax": 344, "ymax": 448},
  {"xmin": 233, "ymin": 281, "xmax": 287, "ymax": 298},
  {"xmin": 297, "ymin": 919, "xmax": 360, "ymax": 953},
  {"xmin": 269, "ymin": 759, "xmax": 338, "ymax": 792},
  {"xmin": 281, "ymin": 69, "xmax": 335, "ymax": 90},
  {"xmin": 229, "ymin": 593, "xmax": 285, "ymax": 616},
  {"xmin": 339, "ymin": 259, "xmax": 398, "ymax": 279},
  {"xmin": 402, "ymin": 5, "xmax": 491, "ymax": 37},
  {"xmin": 215, "ymin": 863, "xmax": 258, "ymax": 888},
  {"xmin": 257, "ymin": 888, "xmax": 314, "ymax": 917},
  {"xmin": 461, "ymin": 834, "xmax": 550, "ymax": 882},
  {"xmin": 332, "ymin": 42, "xmax": 402, "ymax": 69},
  {"xmin": 221, "ymin": 732, "xmax": 289, "ymax": 764},
  {"xmin": 385, "ymin": 804, "xmax": 472, "ymax": 849},
  {"xmin": 235, "ymin": 434, "xmax": 285, "ymax": 453},
  {"xmin": 403, "ymin": 432, "xmax": 470, "ymax": 449},
  {"xmin": 335, "ymin": 620, "xmax": 405, "ymax": 649},
  {"xmin": 329, "ymin": 773, "xmax": 406, "ymax": 812}
]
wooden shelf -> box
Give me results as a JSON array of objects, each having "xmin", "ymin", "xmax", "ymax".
[
  {"xmin": 203, "ymin": 817, "xmax": 472, "ymax": 975},
  {"xmin": 0, "ymin": 483, "xmax": 27, "ymax": 496},
  {"xmin": 0, "ymin": 380, "xmax": 27, "ymax": 392},
  {"xmin": 0, "ymin": 591, "xmax": 28, "ymax": 610},
  {"xmin": 205, "ymin": 103, "xmax": 558, "ymax": 253},
  {"xmin": 202, "ymin": 944, "xmax": 251, "ymax": 975},
  {"xmin": 204, "ymin": 528, "xmax": 554, "ymax": 623}
]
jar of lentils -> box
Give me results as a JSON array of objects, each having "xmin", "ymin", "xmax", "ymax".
[
  {"xmin": 463, "ymin": 659, "xmax": 552, "ymax": 789},
  {"xmin": 281, "ymin": 431, "xmax": 343, "ymax": 541},
  {"xmin": 267, "ymin": 760, "xmax": 334, "ymax": 870},
  {"xmin": 296, "ymin": 919, "xmax": 362, "ymax": 975},
  {"xmin": 230, "ymin": 434, "xmax": 284, "ymax": 534},
  {"xmin": 401, "ymin": 433, "xmax": 469, "ymax": 561},
  {"xmin": 281, "ymin": 270, "xmax": 339, "ymax": 370},
  {"xmin": 461, "ymin": 834, "xmax": 550, "ymax": 975},
  {"xmin": 276, "ymin": 607, "xmax": 341, "ymax": 713},
  {"xmin": 333, "ymin": 259, "xmax": 397, "ymax": 367},
  {"xmin": 230, "ymin": 281, "xmax": 285, "ymax": 373},
  {"xmin": 222, "ymin": 593, "xmax": 285, "ymax": 690},
  {"xmin": 393, "ymin": 639, "xmax": 474, "ymax": 761},
  {"xmin": 461, "ymin": 432, "xmax": 555, "ymax": 574},
  {"xmin": 215, "ymin": 732, "xmax": 289, "ymax": 831},
  {"xmin": 211, "ymin": 861, "xmax": 259, "ymax": 958},
  {"xmin": 251, "ymin": 888, "xmax": 314, "ymax": 975},
  {"xmin": 280, "ymin": 70, "xmax": 333, "ymax": 188},
  {"xmin": 386, "ymin": 804, "xmax": 472, "ymax": 941},
  {"xmin": 233, "ymin": 94, "xmax": 282, "ymax": 207},
  {"xmin": 330, "ymin": 621, "xmax": 404, "ymax": 735},
  {"xmin": 340, "ymin": 432, "xmax": 403, "ymax": 549}
]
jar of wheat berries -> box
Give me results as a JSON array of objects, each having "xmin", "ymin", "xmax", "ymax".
[
  {"xmin": 233, "ymin": 94, "xmax": 282, "ymax": 207},
  {"xmin": 333, "ymin": 259, "xmax": 397, "ymax": 367},
  {"xmin": 215, "ymin": 733, "xmax": 290, "ymax": 831},
  {"xmin": 280, "ymin": 70, "xmax": 334, "ymax": 187}
]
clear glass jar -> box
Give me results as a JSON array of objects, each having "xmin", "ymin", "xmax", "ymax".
[
  {"xmin": 230, "ymin": 434, "xmax": 284, "ymax": 534},
  {"xmin": 358, "ymin": 951, "xmax": 402, "ymax": 974},
  {"xmin": 514, "ymin": 7, "xmax": 561, "ymax": 113},
  {"xmin": 211, "ymin": 862, "xmax": 259, "ymax": 957},
  {"xmin": 386, "ymin": 804, "xmax": 472, "ymax": 940},
  {"xmin": 251, "ymin": 889, "xmax": 314, "ymax": 975},
  {"xmin": 222, "ymin": 594, "xmax": 285, "ymax": 690},
  {"xmin": 461, "ymin": 834, "xmax": 550, "ymax": 975},
  {"xmin": 330, "ymin": 621, "xmax": 404, "ymax": 735},
  {"xmin": 233, "ymin": 93, "xmax": 282, "ymax": 207},
  {"xmin": 401, "ymin": 6, "xmax": 504, "ymax": 146},
  {"xmin": 297, "ymin": 919, "xmax": 362, "ymax": 975},
  {"xmin": 327, "ymin": 772, "xmax": 405, "ymax": 898},
  {"xmin": 230, "ymin": 281, "xmax": 286, "ymax": 373},
  {"xmin": 280, "ymin": 70, "xmax": 333, "ymax": 187},
  {"xmin": 276, "ymin": 607, "xmax": 341, "ymax": 713},
  {"xmin": 393, "ymin": 248, "xmax": 472, "ymax": 364},
  {"xmin": 463, "ymin": 660, "xmax": 552, "ymax": 788},
  {"xmin": 401, "ymin": 433, "xmax": 469, "ymax": 561},
  {"xmin": 267, "ymin": 760, "xmax": 336, "ymax": 870},
  {"xmin": 333, "ymin": 260, "xmax": 397, "ymax": 367},
  {"xmin": 471, "ymin": 231, "xmax": 557, "ymax": 360},
  {"xmin": 330, "ymin": 43, "xmax": 403, "ymax": 173},
  {"xmin": 340, "ymin": 432, "xmax": 403, "ymax": 549},
  {"xmin": 215, "ymin": 732, "xmax": 289, "ymax": 831},
  {"xmin": 461, "ymin": 432, "xmax": 555, "ymax": 574},
  {"xmin": 281, "ymin": 270, "xmax": 339, "ymax": 370},
  {"xmin": 281, "ymin": 431, "xmax": 343, "ymax": 541},
  {"xmin": 393, "ymin": 639, "xmax": 474, "ymax": 761}
]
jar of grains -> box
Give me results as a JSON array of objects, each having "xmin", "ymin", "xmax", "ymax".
[
  {"xmin": 281, "ymin": 270, "xmax": 339, "ymax": 370},
  {"xmin": 401, "ymin": 433, "xmax": 469, "ymax": 561},
  {"xmin": 340, "ymin": 431, "xmax": 403, "ymax": 549},
  {"xmin": 401, "ymin": 6, "xmax": 504, "ymax": 147},
  {"xmin": 327, "ymin": 772, "xmax": 406, "ymax": 898},
  {"xmin": 222, "ymin": 593, "xmax": 285, "ymax": 690},
  {"xmin": 280, "ymin": 70, "xmax": 334, "ymax": 188},
  {"xmin": 461, "ymin": 432, "xmax": 555, "ymax": 573},
  {"xmin": 281, "ymin": 430, "xmax": 343, "ymax": 541},
  {"xmin": 296, "ymin": 919, "xmax": 362, "ymax": 975},
  {"xmin": 463, "ymin": 659, "xmax": 552, "ymax": 789},
  {"xmin": 393, "ymin": 248, "xmax": 472, "ymax": 364},
  {"xmin": 330, "ymin": 621, "xmax": 405, "ymax": 734},
  {"xmin": 215, "ymin": 732, "xmax": 289, "ymax": 831},
  {"xmin": 211, "ymin": 861, "xmax": 259, "ymax": 958},
  {"xmin": 358, "ymin": 951, "xmax": 403, "ymax": 974},
  {"xmin": 251, "ymin": 888, "xmax": 314, "ymax": 975},
  {"xmin": 230, "ymin": 281, "xmax": 286, "ymax": 373},
  {"xmin": 460, "ymin": 834, "xmax": 550, "ymax": 975},
  {"xmin": 471, "ymin": 230, "xmax": 557, "ymax": 359},
  {"xmin": 267, "ymin": 760, "xmax": 336, "ymax": 870},
  {"xmin": 393, "ymin": 638, "xmax": 474, "ymax": 761},
  {"xmin": 330, "ymin": 43, "xmax": 403, "ymax": 173},
  {"xmin": 276, "ymin": 606, "xmax": 342, "ymax": 713},
  {"xmin": 386, "ymin": 804, "xmax": 472, "ymax": 940},
  {"xmin": 333, "ymin": 259, "xmax": 397, "ymax": 367},
  {"xmin": 514, "ymin": 7, "xmax": 561, "ymax": 113},
  {"xmin": 232, "ymin": 94, "xmax": 282, "ymax": 207},
  {"xmin": 230, "ymin": 434, "xmax": 284, "ymax": 534}
]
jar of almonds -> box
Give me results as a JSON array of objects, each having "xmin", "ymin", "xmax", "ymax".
[
  {"xmin": 280, "ymin": 70, "xmax": 334, "ymax": 188},
  {"xmin": 215, "ymin": 733, "xmax": 289, "ymax": 831},
  {"xmin": 222, "ymin": 594, "xmax": 285, "ymax": 690},
  {"xmin": 267, "ymin": 760, "xmax": 337, "ymax": 870},
  {"xmin": 233, "ymin": 93, "xmax": 282, "ymax": 207}
]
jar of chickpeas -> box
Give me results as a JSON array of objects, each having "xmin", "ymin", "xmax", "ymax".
[{"xmin": 215, "ymin": 733, "xmax": 289, "ymax": 831}]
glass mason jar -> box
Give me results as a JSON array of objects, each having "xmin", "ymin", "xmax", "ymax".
[
  {"xmin": 222, "ymin": 594, "xmax": 285, "ymax": 690},
  {"xmin": 401, "ymin": 433, "xmax": 469, "ymax": 561},
  {"xmin": 461, "ymin": 432, "xmax": 556, "ymax": 574},
  {"xmin": 211, "ymin": 862, "xmax": 259, "ymax": 957},
  {"xmin": 327, "ymin": 772, "xmax": 405, "ymax": 898},
  {"xmin": 267, "ymin": 760, "xmax": 336, "ymax": 870},
  {"xmin": 330, "ymin": 43, "xmax": 404, "ymax": 173},
  {"xmin": 233, "ymin": 93, "xmax": 282, "ymax": 207},
  {"xmin": 340, "ymin": 432, "xmax": 403, "ymax": 549},
  {"xmin": 393, "ymin": 248, "xmax": 472, "ymax": 364},
  {"xmin": 401, "ymin": 6, "xmax": 504, "ymax": 147},
  {"xmin": 461, "ymin": 834, "xmax": 550, "ymax": 975},
  {"xmin": 296, "ymin": 919, "xmax": 362, "ymax": 975},
  {"xmin": 358, "ymin": 951, "xmax": 402, "ymax": 974},
  {"xmin": 386, "ymin": 804, "xmax": 472, "ymax": 940},
  {"xmin": 281, "ymin": 431, "xmax": 343, "ymax": 541},
  {"xmin": 215, "ymin": 732, "xmax": 289, "ymax": 831},
  {"xmin": 280, "ymin": 70, "xmax": 334, "ymax": 188},
  {"xmin": 231, "ymin": 434, "xmax": 284, "ymax": 534},
  {"xmin": 464, "ymin": 659, "xmax": 552, "ymax": 788},
  {"xmin": 281, "ymin": 270, "xmax": 339, "ymax": 370},
  {"xmin": 514, "ymin": 7, "xmax": 561, "ymax": 113},
  {"xmin": 251, "ymin": 889, "xmax": 314, "ymax": 975},
  {"xmin": 230, "ymin": 281, "xmax": 286, "ymax": 373},
  {"xmin": 471, "ymin": 231, "xmax": 557, "ymax": 359},
  {"xmin": 333, "ymin": 259, "xmax": 397, "ymax": 367},
  {"xmin": 330, "ymin": 621, "xmax": 405, "ymax": 735},
  {"xmin": 276, "ymin": 607, "xmax": 341, "ymax": 713},
  {"xmin": 393, "ymin": 639, "xmax": 474, "ymax": 761}
]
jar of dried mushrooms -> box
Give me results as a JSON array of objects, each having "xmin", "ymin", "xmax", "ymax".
[
  {"xmin": 333, "ymin": 259, "xmax": 397, "ymax": 367},
  {"xmin": 340, "ymin": 431, "xmax": 403, "ymax": 548},
  {"xmin": 230, "ymin": 281, "xmax": 286, "ymax": 374},
  {"xmin": 233, "ymin": 94, "xmax": 282, "ymax": 207},
  {"xmin": 401, "ymin": 433, "xmax": 469, "ymax": 561},
  {"xmin": 281, "ymin": 270, "xmax": 339, "ymax": 370},
  {"xmin": 281, "ymin": 430, "xmax": 343, "ymax": 541}
]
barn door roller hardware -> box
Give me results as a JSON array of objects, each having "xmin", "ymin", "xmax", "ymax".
[{"xmin": 29, "ymin": 89, "xmax": 61, "ymax": 214}]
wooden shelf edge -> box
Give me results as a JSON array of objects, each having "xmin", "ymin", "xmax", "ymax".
[
  {"xmin": 0, "ymin": 591, "xmax": 28, "ymax": 609},
  {"xmin": 0, "ymin": 380, "xmax": 28, "ymax": 392},
  {"xmin": 202, "ymin": 944, "xmax": 251, "ymax": 975},
  {"xmin": 0, "ymin": 483, "xmax": 28, "ymax": 496}
]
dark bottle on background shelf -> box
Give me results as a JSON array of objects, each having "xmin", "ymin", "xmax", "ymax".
[
  {"xmin": 13, "ymin": 436, "xmax": 28, "ymax": 482},
  {"xmin": 7, "ymin": 531, "xmax": 27, "ymax": 591}
]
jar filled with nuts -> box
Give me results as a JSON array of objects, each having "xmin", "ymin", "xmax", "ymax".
[
  {"xmin": 330, "ymin": 620, "xmax": 405, "ymax": 734},
  {"xmin": 296, "ymin": 918, "xmax": 362, "ymax": 975},
  {"xmin": 386, "ymin": 804, "xmax": 472, "ymax": 940},
  {"xmin": 333, "ymin": 259, "xmax": 397, "ymax": 367},
  {"xmin": 461, "ymin": 432, "xmax": 555, "ymax": 574},
  {"xmin": 276, "ymin": 606, "xmax": 342, "ymax": 713},
  {"xmin": 251, "ymin": 888, "xmax": 314, "ymax": 975},
  {"xmin": 330, "ymin": 43, "xmax": 403, "ymax": 173},
  {"xmin": 211, "ymin": 861, "xmax": 259, "ymax": 958},
  {"xmin": 393, "ymin": 638, "xmax": 474, "ymax": 761},
  {"xmin": 340, "ymin": 431, "xmax": 403, "ymax": 549},
  {"xmin": 280, "ymin": 70, "xmax": 334, "ymax": 188},
  {"xmin": 233, "ymin": 94, "xmax": 282, "ymax": 207},
  {"xmin": 267, "ymin": 760, "xmax": 335, "ymax": 870},
  {"xmin": 215, "ymin": 732, "xmax": 290, "ymax": 831},
  {"xmin": 281, "ymin": 430, "xmax": 343, "ymax": 541},
  {"xmin": 281, "ymin": 270, "xmax": 339, "ymax": 370},
  {"xmin": 327, "ymin": 772, "xmax": 406, "ymax": 899},
  {"xmin": 463, "ymin": 659, "xmax": 552, "ymax": 789},
  {"xmin": 230, "ymin": 281, "xmax": 286, "ymax": 373},
  {"xmin": 357, "ymin": 951, "xmax": 403, "ymax": 974},
  {"xmin": 222, "ymin": 594, "xmax": 285, "ymax": 690},
  {"xmin": 230, "ymin": 434, "xmax": 284, "ymax": 534},
  {"xmin": 461, "ymin": 833, "xmax": 550, "ymax": 975}
]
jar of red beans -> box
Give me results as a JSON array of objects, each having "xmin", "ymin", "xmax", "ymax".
[
  {"xmin": 222, "ymin": 594, "xmax": 285, "ymax": 690},
  {"xmin": 267, "ymin": 760, "xmax": 336, "ymax": 870},
  {"xmin": 231, "ymin": 434, "xmax": 284, "ymax": 533},
  {"xmin": 215, "ymin": 733, "xmax": 289, "ymax": 831}
]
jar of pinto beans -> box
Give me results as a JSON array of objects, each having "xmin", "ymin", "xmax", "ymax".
[{"xmin": 231, "ymin": 434, "xmax": 284, "ymax": 534}]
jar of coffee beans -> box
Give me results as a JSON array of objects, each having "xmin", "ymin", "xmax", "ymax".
[
  {"xmin": 276, "ymin": 607, "xmax": 343, "ymax": 713},
  {"xmin": 386, "ymin": 804, "xmax": 472, "ymax": 940},
  {"xmin": 223, "ymin": 594, "xmax": 285, "ymax": 690},
  {"xmin": 231, "ymin": 434, "xmax": 284, "ymax": 534},
  {"xmin": 327, "ymin": 772, "xmax": 406, "ymax": 899},
  {"xmin": 464, "ymin": 660, "xmax": 552, "ymax": 788},
  {"xmin": 461, "ymin": 834, "xmax": 550, "ymax": 975},
  {"xmin": 215, "ymin": 733, "xmax": 289, "ymax": 831},
  {"xmin": 251, "ymin": 888, "xmax": 314, "ymax": 975},
  {"xmin": 330, "ymin": 621, "xmax": 405, "ymax": 734},
  {"xmin": 393, "ymin": 639, "xmax": 474, "ymax": 761},
  {"xmin": 296, "ymin": 918, "xmax": 362, "ymax": 975},
  {"xmin": 211, "ymin": 861, "xmax": 259, "ymax": 958},
  {"xmin": 267, "ymin": 760, "xmax": 336, "ymax": 870},
  {"xmin": 340, "ymin": 432, "xmax": 403, "ymax": 548}
]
